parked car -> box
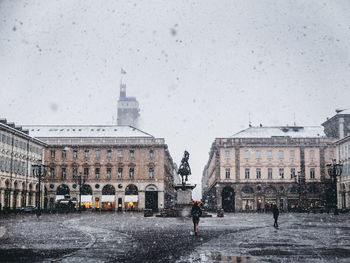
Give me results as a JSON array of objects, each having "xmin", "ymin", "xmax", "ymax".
[{"xmin": 20, "ymin": 205, "xmax": 38, "ymax": 213}]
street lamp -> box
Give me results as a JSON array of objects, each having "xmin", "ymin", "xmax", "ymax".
[
  {"xmin": 74, "ymin": 172, "xmax": 87, "ymax": 212},
  {"xmin": 32, "ymin": 162, "xmax": 48, "ymax": 217},
  {"xmin": 294, "ymin": 171, "xmax": 307, "ymax": 211},
  {"xmin": 326, "ymin": 159, "xmax": 343, "ymax": 215}
]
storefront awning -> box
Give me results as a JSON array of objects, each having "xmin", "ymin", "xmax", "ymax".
[
  {"xmin": 125, "ymin": 195, "xmax": 138, "ymax": 202},
  {"xmin": 102, "ymin": 195, "xmax": 115, "ymax": 202},
  {"xmin": 56, "ymin": 195, "xmax": 65, "ymax": 201},
  {"xmin": 81, "ymin": 195, "xmax": 92, "ymax": 202}
]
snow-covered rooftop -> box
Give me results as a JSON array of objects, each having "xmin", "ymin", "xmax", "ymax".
[
  {"xmin": 231, "ymin": 126, "xmax": 326, "ymax": 138},
  {"xmin": 23, "ymin": 125, "xmax": 154, "ymax": 138}
]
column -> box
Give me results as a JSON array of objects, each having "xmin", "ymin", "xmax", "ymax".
[
  {"xmin": 26, "ymin": 192, "xmax": 29, "ymax": 206},
  {"xmin": 158, "ymin": 191, "xmax": 164, "ymax": 211},
  {"xmin": 138, "ymin": 191, "xmax": 145, "ymax": 210},
  {"xmin": 0, "ymin": 190, "xmax": 4, "ymax": 210},
  {"xmin": 10, "ymin": 191, "xmax": 14, "ymax": 209}
]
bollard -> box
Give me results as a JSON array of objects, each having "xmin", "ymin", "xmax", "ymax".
[
  {"xmin": 144, "ymin": 209, "xmax": 153, "ymax": 217},
  {"xmin": 217, "ymin": 208, "xmax": 224, "ymax": 217}
]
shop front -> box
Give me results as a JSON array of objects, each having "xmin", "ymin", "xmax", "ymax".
[
  {"xmin": 264, "ymin": 198, "xmax": 277, "ymax": 212},
  {"xmin": 241, "ymin": 199, "xmax": 254, "ymax": 211},
  {"xmin": 125, "ymin": 195, "xmax": 138, "ymax": 211},
  {"xmin": 287, "ymin": 199, "xmax": 299, "ymax": 211},
  {"xmin": 101, "ymin": 195, "xmax": 115, "ymax": 210},
  {"xmin": 80, "ymin": 195, "xmax": 93, "ymax": 209}
]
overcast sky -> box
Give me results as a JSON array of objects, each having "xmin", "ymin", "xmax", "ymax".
[{"xmin": 1, "ymin": 0, "xmax": 350, "ymax": 199}]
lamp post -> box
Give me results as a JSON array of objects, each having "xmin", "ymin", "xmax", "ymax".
[
  {"xmin": 75, "ymin": 172, "xmax": 86, "ymax": 212},
  {"xmin": 32, "ymin": 162, "xmax": 48, "ymax": 217},
  {"xmin": 326, "ymin": 159, "xmax": 343, "ymax": 215},
  {"xmin": 294, "ymin": 171, "xmax": 307, "ymax": 211}
]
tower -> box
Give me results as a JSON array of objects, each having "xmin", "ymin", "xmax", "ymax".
[{"xmin": 117, "ymin": 81, "xmax": 140, "ymax": 127}]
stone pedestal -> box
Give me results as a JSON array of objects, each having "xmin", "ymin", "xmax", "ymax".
[{"xmin": 176, "ymin": 189, "xmax": 193, "ymax": 205}]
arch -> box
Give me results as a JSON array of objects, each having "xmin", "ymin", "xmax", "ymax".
[
  {"xmin": 288, "ymin": 185, "xmax": 299, "ymax": 194},
  {"xmin": 222, "ymin": 187, "xmax": 235, "ymax": 212},
  {"xmin": 125, "ymin": 184, "xmax": 138, "ymax": 195},
  {"xmin": 81, "ymin": 184, "xmax": 92, "ymax": 195},
  {"xmin": 241, "ymin": 186, "xmax": 254, "ymax": 194},
  {"xmin": 145, "ymin": 184, "xmax": 158, "ymax": 191},
  {"xmin": 264, "ymin": 186, "xmax": 276, "ymax": 195},
  {"xmin": 102, "ymin": 184, "xmax": 116, "ymax": 195},
  {"xmin": 56, "ymin": 184, "xmax": 70, "ymax": 196}
]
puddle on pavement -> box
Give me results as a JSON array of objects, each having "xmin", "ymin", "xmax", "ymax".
[{"xmin": 199, "ymin": 251, "xmax": 259, "ymax": 262}]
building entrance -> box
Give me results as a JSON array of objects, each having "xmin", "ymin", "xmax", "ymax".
[{"xmin": 222, "ymin": 187, "xmax": 235, "ymax": 212}]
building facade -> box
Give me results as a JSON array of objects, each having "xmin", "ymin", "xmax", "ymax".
[
  {"xmin": 25, "ymin": 125, "xmax": 177, "ymax": 212},
  {"xmin": 0, "ymin": 119, "xmax": 46, "ymax": 211},
  {"xmin": 336, "ymin": 135, "xmax": 350, "ymax": 209},
  {"xmin": 117, "ymin": 82, "xmax": 140, "ymax": 127},
  {"xmin": 202, "ymin": 126, "xmax": 336, "ymax": 212},
  {"xmin": 322, "ymin": 109, "xmax": 350, "ymax": 139}
]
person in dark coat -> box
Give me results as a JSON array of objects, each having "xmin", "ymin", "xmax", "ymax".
[
  {"xmin": 191, "ymin": 202, "xmax": 202, "ymax": 236},
  {"xmin": 273, "ymin": 204, "xmax": 279, "ymax": 227}
]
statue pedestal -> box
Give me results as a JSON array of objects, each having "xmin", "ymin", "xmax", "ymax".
[{"xmin": 157, "ymin": 184, "xmax": 196, "ymax": 217}]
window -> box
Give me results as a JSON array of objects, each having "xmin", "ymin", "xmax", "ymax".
[
  {"xmin": 50, "ymin": 168, "xmax": 55, "ymax": 179},
  {"xmin": 73, "ymin": 167, "xmax": 77, "ymax": 179},
  {"xmin": 130, "ymin": 150, "xmax": 134, "ymax": 158},
  {"xmin": 118, "ymin": 167, "xmax": 123, "ymax": 178},
  {"xmin": 149, "ymin": 150, "xmax": 154, "ymax": 159},
  {"xmin": 256, "ymin": 150, "xmax": 261, "ymax": 159},
  {"xmin": 129, "ymin": 168, "xmax": 134, "ymax": 179},
  {"xmin": 268, "ymin": 168, "xmax": 273, "ymax": 179},
  {"xmin": 310, "ymin": 168, "xmax": 315, "ymax": 179},
  {"xmin": 279, "ymin": 150, "xmax": 284, "ymax": 159},
  {"xmin": 73, "ymin": 150, "xmax": 78, "ymax": 158},
  {"xmin": 256, "ymin": 168, "xmax": 261, "ymax": 179},
  {"xmin": 267, "ymin": 150, "xmax": 272, "ymax": 159},
  {"xmin": 290, "ymin": 150, "xmax": 295, "ymax": 159},
  {"xmin": 62, "ymin": 150, "xmax": 66, "ymax": 159},
  {"xmin": 244, "ymin": 150, "xmax": 250, "ymax": 159},
  {"xmin": 95, "ymin": 150, "xmax": 100, "ymax": 158},
  {"xmin": 61, "ymin": 167, "xmax": 66, "ymax": 179},
  {"xmin": 245, "ymin": 168, "xmax": 250, "ymax": 179},
  {"xmin": 117, "ymin": 149, "xmax": 123, "ymax": 157},
  {"xmin": 225, "ymin": 168, "xmax": 230, "ymax": 179},
  {"xmin": 290, "ymin": 168, "xmax": 296, "ymax": 179},
  {"xmin": 279, "ymin": 168, "xmax": 284, "ymax": 179},
  {"xmin": 149, "ymin": 167, "xmax": 154, "ymax": 179},
  {"xmin": 84, "ymin": 150, "xmax": 89, "ymax": 158},
  {"xmin": 95, "ymin": 168, "xmax": 100, "ymax": 179},
  {"xmin": 84, "ymin": 167, "xmax": 89, "ymax": 178},
  {"xmin": 107, "ymin": 150, "xmax": 112, "ymax": 158},
  {"xmin": 310, "ymin": 150, "xmax": 315, "ymax": 159},
  {"xmin": 107, "ymin": 168, "xmax": 111, "ymax": 179},
  {"xmin": 225, "ymin": 150, "xmax": 230, "ymax": 158},
  {"xmin": 50, "ymin": 149, "xmax": 55, "ymax": 158}
]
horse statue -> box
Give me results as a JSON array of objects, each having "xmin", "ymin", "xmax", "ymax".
[{"xmin": 178, "ymin": 150, "xmax": 191, "ymax": 186}]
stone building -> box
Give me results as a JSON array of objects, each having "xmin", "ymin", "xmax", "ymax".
[
  {"xmin": 117, "ymin": 82, "xmax": 140, "ymax": 127},
  {"xmin": 322, "ymin": 109, "xmax": 350, "ymax": 139},
  {"xmin": 335, "ymin": 135, "xmax": 350, "ymax": 209},
  {"xmin": 0, "ymin": 119, "xmax": 46, "ymax": 211},
  {"xmin": 24, "ymin": 125, "xmax": 177, "ymax": 211},
  {"xmin": 202, "ymin": 126, "xmax": 336, "ymax": 212}
]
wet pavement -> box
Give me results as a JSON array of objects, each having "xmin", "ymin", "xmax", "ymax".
[{"xmin": 0, "ymin": 212, "xmax": 350, "ymax": 262}]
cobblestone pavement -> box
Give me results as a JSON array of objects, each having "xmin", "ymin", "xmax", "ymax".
[{"xmin": 1, "ymin": 212, "xmax": 350, "ymax": 262}]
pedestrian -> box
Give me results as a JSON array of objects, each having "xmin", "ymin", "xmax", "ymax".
[
  {"xmin": 273, "ymin": 204, "xmax": 279, "ymax": 228},
  {"xmin": 191, "ymin": 201, "xmax": 202, "ymax": 236}
]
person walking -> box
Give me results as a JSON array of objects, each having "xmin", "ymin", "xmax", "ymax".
[
  {"xmin": 273, "ymin": 204, "xmax": 279, "ymax": 228},
  {"xmin": 191, "ymin": 201, "xmax": 202, "ymax": 236}
]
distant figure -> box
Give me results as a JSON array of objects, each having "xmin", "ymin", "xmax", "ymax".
[
  {"xmin": 273, "ymin": 204, "xmax": 279, "ymax": 228},
  {"xmin": 191, "ymin": 202, "xmax": 202, "ymax": 236}
]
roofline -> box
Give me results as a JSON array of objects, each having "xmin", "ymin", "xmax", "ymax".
[
  {"xmin": 321, "ymin": 113, "xmax": 350, "ymax": 126},
  {"xmin": 23, "ymin": 124, "xmax": 155, "ymax": 138},
  {"xmin": 0, "ymin": 123, "xmax": 47, "ymax": 146},
  {"xmin": 334, "ymin": 135, "xmax": 350, "ymax": 145}
]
